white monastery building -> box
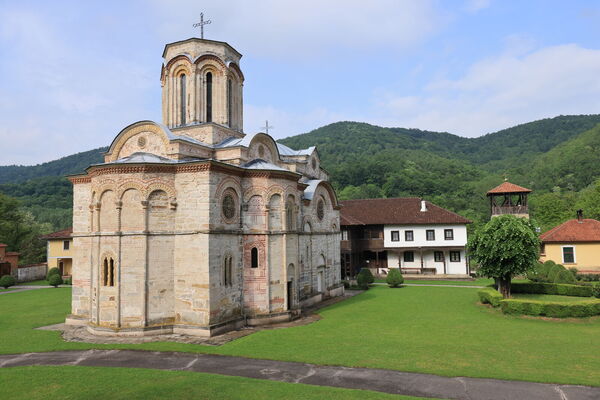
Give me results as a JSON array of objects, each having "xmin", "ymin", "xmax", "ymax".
[
  {"xmin": 66, "ymin": 37, "xmax": 343, "ymax": 337},
  {"xmin": 340, "ymin": 198, "xmax": 471, "ymax": 278}
]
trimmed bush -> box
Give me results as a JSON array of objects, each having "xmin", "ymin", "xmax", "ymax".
[
  {"xmin": 357, "ymin": 268, "xmax": 374, "ymax": 290},
  {"xmin": 555, "ymin": 269, "xmax": 576, "ymax": 284},
  {"xmin": 593, "ymin": 284, "xmax": 600, "ymax": 299},
  {"xmin": 501, "ymin": 298, "xmax": 600, "ymax": 318},
  {"xmin": 547, "ymin": 264, "xmax": 566, "ymax": 283},
  {"xmin": 511, "ymin": 282, "xmax": 593, "ymax": 297},
  {"xmin": 568, "ymin": 267, "xmax": 578, "ymax": 279},
  {"xmin": 0, "ymin": 275, "xmax": 16, "ymax": 289},
  {"xmin": 386, "ymin": 268, "xmax": 404, "ymax": 288},
  {"xmin": 48, "ymin": 274, "xmax": 63, "ymax": 288},
  {"xmin": 64, "ymin": 277, "xmax": 73, "ymax": 286},
  {"xmin": 577, "ymin": 273, "xmax": 600, "ymax": 282},
  {"xmin": 478, "ymin": 288, "xmax": 503, "ymax": 307},
  {"xmin": 526, "ymin": 262, "xmax": 545, "ymax": 282},
  {"xmin": 46, "ymin": 267, "xmax": 60, "ymax": 281}
]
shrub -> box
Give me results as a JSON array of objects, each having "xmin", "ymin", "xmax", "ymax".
[
  {"xmin": 592, "ymin": 284, "xmax": 600, "ymax": 299},
  {"xmin": 48, "ymin": 274, "xmax": 63, "ymax": 288},
  {"xmin": 577, "ymin": 273, "xmax": 600, "ymax": 282},
  {"xmin": 547, "ymin": 264, "xmax": 566, "ymax": 283},
  {"xmin": 511, "ymin": 282, "xmax": 593, "ymax": 297},
  {"xmin": 555, "ymin": 269, "xmax": 576, "ymax": 284},
  {"xmin": 357, "ymin": 268, "xmax": 374, "ymax": 289},
  {"xmin": 568, "ymin": 267, "xmax": 578, "ymax": 279},
  {"xmin": 478, "ymin": 288, "xmax": 503, "ymax": 307},
  {"xmin": 501, "ymin": 298, "xmax": 600, "ymax": 318},
  {"xmin": 526, "ymin": 262, "xmax": 545, "ymax": 282},
  {"xmin": 0, "ymin": 275, "xmax": 16, "ymax": 289},
  {"xmin": 64, "ymin": 277, "xmax": 73, "ymax": 286},
  {"xmin": 386, "ymin": 268, "xmax": 404, "ymax": 288},
  {"xmin": 46, "ymin": 267, "xmax": 60, "ymax": 281}
]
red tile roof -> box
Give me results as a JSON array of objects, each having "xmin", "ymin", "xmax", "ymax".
[
  {"xmin": 0, "ymin": 243, "xmax": 7, "ymax": 247},
  {"xmin": 487, "ymin": 181, "xmax": 532, "ymax": 194},
  {"xmin": 340, "ymin": 198, "xmax": 471, "ymax": 226},
  {"xmin": 540, "ymin": 219, "xmax": 600, "ymax": 243},
  {"xmin": 40, "ymin": 227, "xmax": 73, "ymax": 240}
]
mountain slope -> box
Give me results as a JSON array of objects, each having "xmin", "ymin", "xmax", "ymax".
[{"xmin": 0, "ymin": 147, "xmax": 107, "ymax": 184}]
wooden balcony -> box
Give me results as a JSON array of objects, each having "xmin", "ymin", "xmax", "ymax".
[
  {"xmin": 492, "ymin": 205, "xmax": 528, "ymax": 216},
  {"xmin": 356, "ymin": 238, "xmax": 384, "ymax": 251}
]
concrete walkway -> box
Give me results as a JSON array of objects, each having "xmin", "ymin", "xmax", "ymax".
[
  {"xmin": 0, "ymin": 350, "xmax": 598, "ymax": 400},
  {"xmin": 0, "ymin": 285, "xmax": 70, "ymax": 295},
  {"xmin": 374, "ymin": 283, "xmax": 485, "ymax": 288}
]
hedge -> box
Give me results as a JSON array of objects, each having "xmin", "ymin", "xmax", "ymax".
[
  {"xmin": 511, "ymin": 282, "xmax": 593, "ymax": 297},
  {"xmin": 501, "ymin": 298, "xmax": 600, "ymax": 318},
  {"xmin": 478, "ymin": 288, "xmax": 503, "ymax": 307}
]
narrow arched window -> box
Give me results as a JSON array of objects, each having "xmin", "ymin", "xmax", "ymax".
[
  {"xmin": 223, "ymin": 256, "xmax": 233, "ymax": 286},
  {"xmin": 180, "ymin": 74, "xmax": 186, "ymax": 125},
  {"xmin": 227, "ymin": 78, "xmax": 232, "ymax": 127},
  {"xmin": 103, "ymin": 258, "xmax": 108, "ymax": 286},
  {"xmin": 206, "ymin": 72, "xmax": 213, "ymax": 122},
  {"xmin": 109, "ymin": 258, "xmax": 115, "ymax": 287},
  {"xmin": 251, "ymin": 247, "xmax": 258, "ymax": 268}
]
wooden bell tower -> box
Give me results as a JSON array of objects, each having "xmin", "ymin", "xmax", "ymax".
[{"xmin": 486, "ymin": 181, "xmax": 532, "ymax": 219}]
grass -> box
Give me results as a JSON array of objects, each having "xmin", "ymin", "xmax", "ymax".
[
  {"xmin": 374, "ymin": 278, "xmax": 531, "ymax": 286},
  {"xmin": 17, "ymin": 280, "xmax": 50, "ymax": 286},
  {"xmin": 1, "ymin": 286, "xmax": 599, "ymax": 386},
  {"xmin": 0, "ymin": 366, "xmax": 429, "ymax": 400},
  {"xmin": 0, "ymin": 287, "xmax": 18, "ymax": 292},
  {"xmin": 511, "ymin": 293, "xmax": 592, "ymax": 303}
]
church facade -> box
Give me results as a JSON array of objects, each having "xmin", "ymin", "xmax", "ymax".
[{"xmin": 66, "ymin": 37, "xmax": 343, "ymax": 337}]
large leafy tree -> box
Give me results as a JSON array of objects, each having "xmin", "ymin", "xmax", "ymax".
[{"xmin": 468, "ymin": 215, "xmax": 540, "ymax": 298}]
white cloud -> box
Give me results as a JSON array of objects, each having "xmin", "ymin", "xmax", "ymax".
[
  {"xmin": 464, "ymin": 0, "xmax": 492, "ymax": 13},
  {"xmin": 375, "ymin": 44, "xmax": 600, "ymax": 136},
  {"xmin": 149, "ymin": 0, "xmax": 444, "ymax": 59}
]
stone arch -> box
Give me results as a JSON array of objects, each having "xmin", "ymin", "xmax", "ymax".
[
  {"xmin": 318, "ymin": 254, "xmax": 327, "ymax": 268},
  {"xmin": 286, "ymin": 194, "xmax": 297, "ymax": 230},
  {"xmin": 145, "ymin": 181, "xmax": 176, "ymax": 200},
  {"xmin": 99, "ymin": 250, "xmax": 117, "ymax": 287},
  {"xmin": 120, "ymin": 188, "xmax": 145, "ymax": 232},
  {"xmin": 165, "ymin": 54, "xmax": 193, "ymax": 72},
  {"xmin": 118, "ymin": 181, "xmax": 147, "ymax": 200},
  {"xmin": 147, "ymin": 190, "xmax": 175, "ymax": 232},
  {"xmin": 243, "ymin": 186, "xmax": 268, "ymax": 203},
  {"xmin": 194, "ymin": 54, "xmax": 227, "ymax": 69},
  {"xmin": 105, "ymin": 121, "xmax": 171, "ymax": 162},
  {"xmin": 243, "ymin": 194, "xmax": 265, "ymax": 231},
  {"xmin": 268, "ymin": 193, "xmax": 282, "ymax": 230},
  {"xmin": 99, "ymin": 189, "xmax": 117, "ymax": 232},
  {"xmin": 247, "ymin": 134, "xmax": 280, "ymax": 162},
  {"xmin": 303, "ymin": 218, "xmax": 312, "ymax": 233},
  {"xmin": 227, "ymin": 62, "xmax": 244, "ymax": 82},
  {"xmin": 222, "ymin": 252, "xmax": 234, "ymax": 287}
]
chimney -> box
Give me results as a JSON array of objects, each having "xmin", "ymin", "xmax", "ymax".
[
  {"xmin": 577, "ymin": 209, "xmax": 583, "ymax": 223},
  {"xmin": 420, "ymin": 200, "xmax": 427, "ymax": 212}
]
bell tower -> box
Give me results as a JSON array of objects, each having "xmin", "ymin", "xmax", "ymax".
[
  {"xmin": 486, "ymin": 181, "xmax": 532, "ymax": 219},
  {"xmin": 160, "ymin": 38, "xmax": 244, "ymax": 142}
]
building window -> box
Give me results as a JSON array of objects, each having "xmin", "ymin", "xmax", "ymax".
[
  {"xmin": 222, "ymin": 194, "xmax": 236, "ymax": 220},
  {"xmin": 251, "ymin": 247, "xmax": 259, "ymax": 268},
  {"xmin": 434, "ymin": 251, "xmax": 444, "ymax": 262},
  {"xmin": 206, "ymin": 72, "xmax": 213, "ymax": 122},
  {"xmin": 102, "ymin": 257, "xmax": 115, "ymax": 287},
  {"xmin": 63, "ymin": 240, "xmax": 70, "ymax": 250},
  {"xmin": 403, "ymin": 251, "xmax": 414, "ymax": 262},
  {"xmin": 449, "ymin": 251, "xmax": 461, "ymax": 262},
  {"xmin": 540, "ymin": 243, "xmax": 546, "ymax": 256},
  {"xmin": 223, "ymin": 255, "xmax": 233, "ymax": 286},
  {"xmin": 405, "ymin": 230, "xmax": 414, "ymax": 241},
  {"xmin": 341, "ymin": 230, "xmax": 349, "ymax": 240},
  {"xmin": 562, "ymin": 246, "xmax": 575, "ymax": 264},
  {"xmin": 391, "ymin": 231, "xmax": 400, "ymax": 242},
  {"xmin": 426, "ymin": 230, "xmax": 435, "ymax": 241},
  {"xmin": 444, "ymin": 229, "xmax": 454, "ymax": 240},
  {"xmin": 317, "ymin": 199, "xmax": 324, "ymax": 221},
  {"xmin": 227, "ymin": 78, "xmax": 232, "ymax": 127},
  {"xmin": 180, "ymin": 74, "xmax": 186, "ymax": 125}
]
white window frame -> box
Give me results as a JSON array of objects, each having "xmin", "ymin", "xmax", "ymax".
[{"xmin": 561, "ymin": 245, "xmax": 576, "ymax": 264}]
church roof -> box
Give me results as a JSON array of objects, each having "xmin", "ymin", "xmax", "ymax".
[
  {"xmin": 302, "ymin": 179, "xmax": 323, "ymax": 201},
  {"xmin": 241, "ymin": 159, "xmax": 288, "ymax": 171},
  {"xmin": 340, "ymin": 198, "xmax": 472, "ymax": 226},
  {"xmin": 162, "ymin": 38, "xmax": 242, "ymax": 59},
  {"xmin": 540, "ymin": 218, "xmax": 600, "ymax": 243},
  {"xmin": 277, "ymin": 143, "xmax": 315, "ymax": 157},
  {"xmin": 487, "ymin": 181, "xmax": 532, "ymax": 195}
]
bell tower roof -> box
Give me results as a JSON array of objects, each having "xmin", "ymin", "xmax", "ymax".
[{"xmin": 162, "ymin": 37, "xmax": 242, "ymax": 61}]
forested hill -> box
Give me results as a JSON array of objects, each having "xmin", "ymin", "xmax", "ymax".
[
  {"xmin": 2, "ymin": 114, "xmax": 600, "ymax": 233},
  {"xmin": 0, "ymin": 147, "xmax": 107, "ymax": 184}
]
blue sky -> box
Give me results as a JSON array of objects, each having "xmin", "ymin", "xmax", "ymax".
[{"xmin": 1, "ymin": 0, "xmax": 600, "ymax": 165}]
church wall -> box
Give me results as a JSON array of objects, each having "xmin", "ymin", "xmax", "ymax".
[
  {"xmin": 243, "ymin": 234, "xmax": 269, "ymax": 315},
  {"xmin": 147, "ymin": 234, "xmax": 175, "ymax": 325},
  {"xmin": 207, "ymin": 233, "xmax": 243, "ymax": 325},
  {"xmin": 119, "ymin": 131, "xmax": 168, "ymax": 159},
  {"xmin": 119, "ymin": 234, "xmax": 145, "ymax": 328},
  {"xmin": 71, "ymin": 236, "xmax": 92, "ymax": 318}
]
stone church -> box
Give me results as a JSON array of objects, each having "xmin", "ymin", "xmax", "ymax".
[{"xmin": 66, "ymin": 37, "xmax": 343, "ymax": 337}]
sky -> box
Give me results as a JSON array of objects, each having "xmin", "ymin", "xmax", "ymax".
[{"xmin": 1, "ymin": 0, "xmax": 600, "ymax": 165}]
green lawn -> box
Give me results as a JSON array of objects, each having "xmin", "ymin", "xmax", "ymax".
[
  {"xmin": 377, "ymin": 278, "xmax": 493, "ymax": 286},
  {"xmin": 0, "ymin": 288, "xmax": 18, "ymax": 292},
  {"xmin": 511, "ymin": 293, "xmax": 592, "ymax": 303},
  {"xmin": 17, "ymin": 280, "xmax": 49, "ymax": 286},
  {"xmin": 0, "ymin": 366, "xmax": 428, "ymax": 400},
  {"xmin": 0, "ymin": 286, "xmax": 599, "ymax": 386}
]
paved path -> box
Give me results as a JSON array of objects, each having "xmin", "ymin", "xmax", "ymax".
[
  {"xmin": 0, "ymin": 285, "xmax": 69, "ymax": 295},
  {"xmin": 0, "ymin": 350, "xmax": 597, "ymax": 400}
]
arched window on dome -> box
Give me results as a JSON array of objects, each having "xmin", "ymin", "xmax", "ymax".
[
  {"xmin": 180, "ymin": 74, "xmax": 186, "ymax": 125},
  {"xmin": 206, "ymin": 72, "xmax": 213, "ymax": 123}
]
